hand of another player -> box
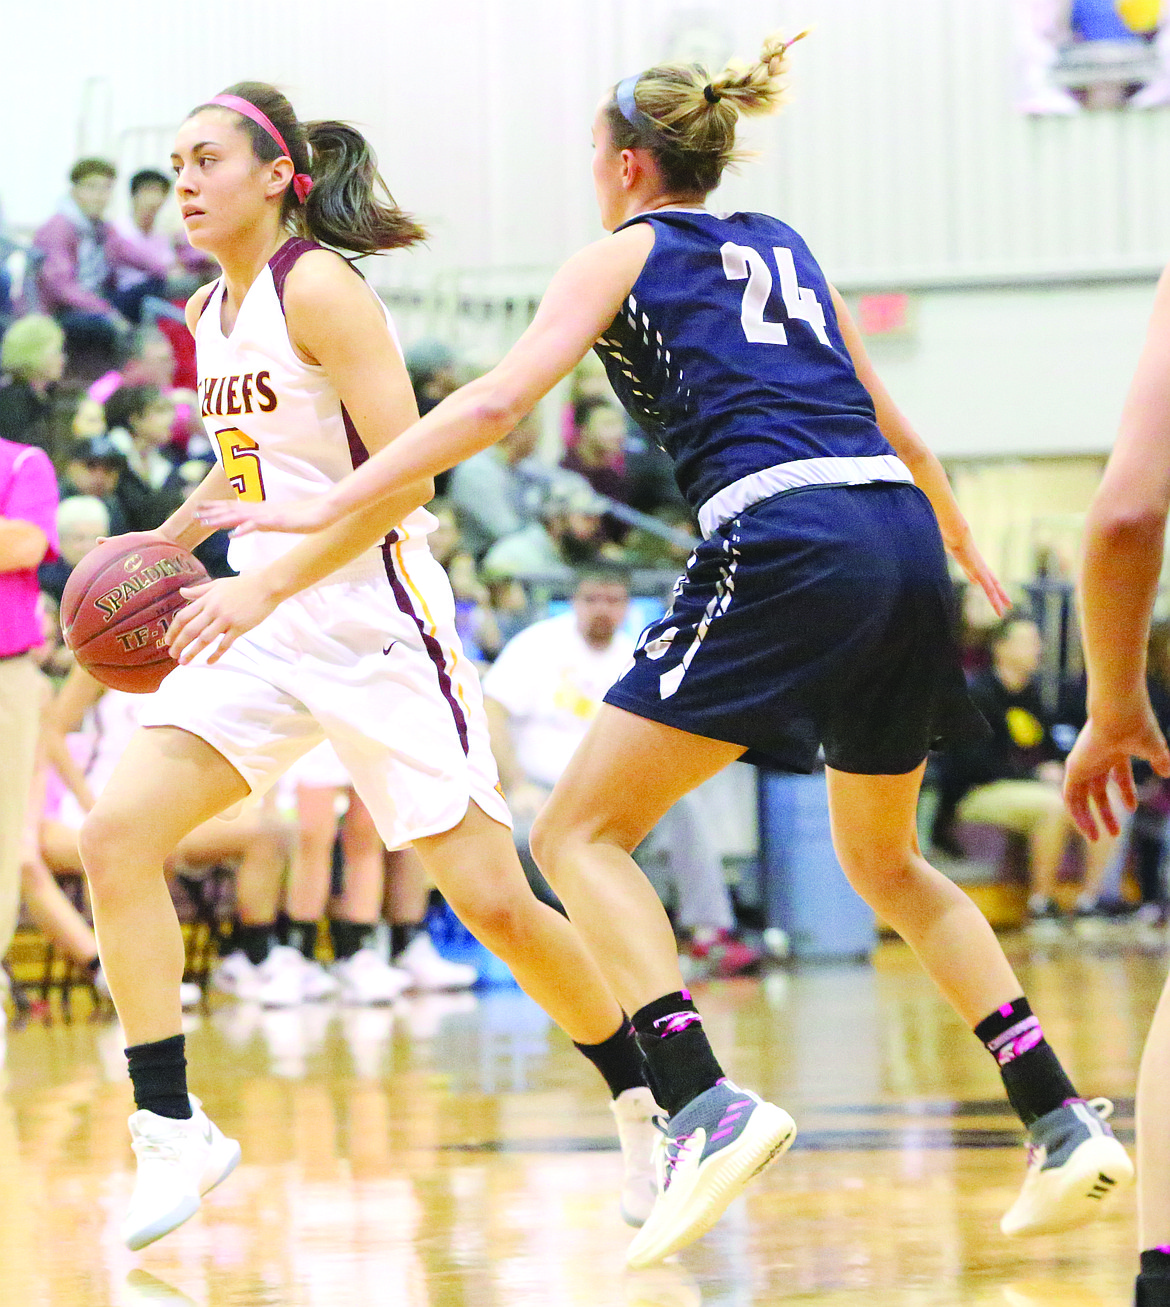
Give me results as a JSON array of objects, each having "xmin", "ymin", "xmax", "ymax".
[
  {"xmin": 196, "ymin": 493, "xmax": 342, "ymax": 536},
  {"xmin": 165, "ymin": 574, "xmax": 281, "ymax": 666},
  {"xmin": 945, "ymin": 532, "xmax": 1011, "ymax": 617},
  {"xmin": 1063, "ymin": 703, "xmax": 1170, "ymax": 840}
]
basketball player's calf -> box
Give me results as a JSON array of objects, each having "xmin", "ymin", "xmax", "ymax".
[
  {"xmin": 78, "ymin": 737, "xmax": 244, "ymax": 1250},
  {"xmin": 530, "ymin": 819, "xmax": 797, "ymax": 1268},
  {"xmin": 832, "ymin": 805, "xmax": 1132, "ymax": 1238},
  {"xmin": 413, "ymin": 803, "xmax": 660, "ymax": 1225}
]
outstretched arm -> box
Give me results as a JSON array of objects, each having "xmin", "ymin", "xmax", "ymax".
[
  {"xmin": 197, "ymin": 225, "xmax": 656, "ymax": 537},
  {"xmin": 830, "ymin": 286, "xmax": 1009, "ymax": 616},
  {"xmin": 1065, "ymin": 266, "xmax": 1170, "ymax": 837}
]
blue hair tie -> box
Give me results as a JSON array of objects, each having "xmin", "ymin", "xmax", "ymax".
[{"xmin": 615, "ymin": 74, "xmax": 652, "ymax": 132}]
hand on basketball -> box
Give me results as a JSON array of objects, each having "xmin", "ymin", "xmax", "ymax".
[
  {"xmin": 1063, "ymin": 704, "xmax": 1170, "ymax": 840},
  {"xmin": 196, "ymin": 494, "xmax": 341, "ymax": 536},
  {"xmin": 165, "ymin": 574, "xmax": 281, "ymax": 665},
  {"xmin": 946, "ymin": 534, "xmax": 1011, "ymax": 617}
]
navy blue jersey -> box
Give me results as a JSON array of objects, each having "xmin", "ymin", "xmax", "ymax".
[{"xmin": 595, "ymin": 209, "xmax": 905, "ymax": 532}]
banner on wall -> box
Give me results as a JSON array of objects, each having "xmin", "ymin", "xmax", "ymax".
[{"xmin": 1016, "ymin": 0, "xmax": 1169, "ymax": 112}]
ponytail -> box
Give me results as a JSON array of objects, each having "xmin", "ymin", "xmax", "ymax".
[
  {"xmin": 191, "ymin": 82, "xmax": 426, "ymax": 256},
  {"xmin": 606, "ymin": 31, "xmax": 806, "ymax": 195},
  {"xmin": 299, "ymin": 120, "xmax": 426, "ymax": 255}
]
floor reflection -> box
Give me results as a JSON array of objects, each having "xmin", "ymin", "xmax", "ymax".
[{"xmin": 0, "ymin": 934, "xmax": 1156, "ymax": 1304}]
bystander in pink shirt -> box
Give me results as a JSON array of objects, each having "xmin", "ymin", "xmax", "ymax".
[{"xmin": 0, "ymin": 438, "xmax": 59, "ymax": 659}]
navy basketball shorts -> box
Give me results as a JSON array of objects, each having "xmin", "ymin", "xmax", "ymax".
[{"xmin": 604, "ymin": 481, "xmax": 985, "ymax": 775}]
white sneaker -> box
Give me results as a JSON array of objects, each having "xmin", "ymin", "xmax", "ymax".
[
  {"xmin": 625, "ymin": 1081, "xmax": 797, "ymax": 1269},
  {"xmin": 121, "ymin": 1095, "xmax": 240, "ymax": 1251},
  {"xmin": 299, "ymin": 957, "xmax": 340, "ymax": 1002},
  {"xmin": 331, "ymin": 949, "xmax": 411, "ymax": 1005},
  {"xmin": 1001, "ymin": 1097, "xmax": 1134, "ymax": 1236},
  {"xmin": 395, "ymin": 932, "xmax": 478, "ymax": 991},
  {"xmin": 212, "ymin": 950, "xmax": 260, "ymax": 999},
  {"xmin": 612, "ymin": 1086, "xmax": 661, "ymax": 1227},
  {"xmin": 254, "ymin": 946, "xmax": 322, "ymax": 1008}
]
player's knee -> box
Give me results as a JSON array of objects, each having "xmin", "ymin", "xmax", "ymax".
[
  {"xmin": 836, "ymin": 842, "xmax": 919, "ymax": 903},
  {"xmin": 445, "ymin": 885, "xmax": 527, "ymax": 951},
  {"xmin": 78, "ymin": 805, "xmax": 153, "ymax": 889},
  {"xmin": 77, "ymin": 808, "xmax": 125, "ymax": 887}
]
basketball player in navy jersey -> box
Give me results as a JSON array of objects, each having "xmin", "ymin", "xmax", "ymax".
[
  {"xmin": 192, "ymin": 39, "xmax": 1131, "ymax": 1265},
  {"xmin": 78, "ymin": 82, "xmax": 661, "ymax": 1252}
]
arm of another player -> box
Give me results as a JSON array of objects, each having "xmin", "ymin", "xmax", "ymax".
[
  {"xmin": 168, "ymin": 251, "xmax": 434, "ymax": 663},
  {"xmin": 1065, "ymin": 267, "xmax": 1170, "ymax": 839},
  {"xmin": 43, "ymin": 663, "xmax": 106, "ymax": 813},
  {"xmin": 196, "ymin": 225, "xmax": 656, "ymax": 536},
  {"xmin": 829, "ymin": 286, "xmax": 1009, "ymax": 616}
]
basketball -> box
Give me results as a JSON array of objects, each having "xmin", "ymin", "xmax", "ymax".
[{"xmin": 61, "ymin": 533, "xmax": 209, "ymax": 693}]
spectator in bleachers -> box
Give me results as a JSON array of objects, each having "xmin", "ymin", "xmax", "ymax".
[
  {"xmin": 0, "ymin": 431, "xmax": 59, "ymax": 985},
  {"xmin": 560, "ymin": 353, "xmax": 616, "ymax": 452},
  {"xmin": 104, "ymin": 384, "xmax": 183, "ymax": 531},
  {"xmin": 448, "ymin": 409, "xmax": 546, "ymax": 558},
  {"xmin": 561, "ymin": 396, "xmax": 635, "ymax": 541},
  {"xmin": 32, "ymin": 159, "xmax": 170, "ymax": 370},
  {"xmin": 480, "ymin": 471, "xmax": 613, "ymax": 583},
  {"xmin": 105, "ymin": 384, "xmax": 176, "ymax": 489},
  {"xmin": 0, "ymin": 316, "xmax": 66, "ymax": 458},
  {"xmin": 482, "ymin": 569, "xmax": 758, "ymax": 973},
  {"xmin": 933, "ymin": 611, "xmax": 1115, "ymax": 928},
  {"xmin": 60, "ymin": 435, "xmax": 125, "ymax": 529},
  {"xmin": 70, "ymin": 394, "xmax": 107, "ymax": 442},
  {"xmin": 37, "ymin": 495, "xmax": 108, "ymax": 604},
  {"xmin": 89, "ymin": 329, "xmax": 204, "ymax": 462},
  {"xmin": 113, "ymin": 169, "xmax": 213, "ymax": 320}
]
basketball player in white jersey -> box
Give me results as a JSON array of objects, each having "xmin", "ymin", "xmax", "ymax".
[{"xmin": 78, "ymin": 83, "xmax": 656, "ymax": 1251}]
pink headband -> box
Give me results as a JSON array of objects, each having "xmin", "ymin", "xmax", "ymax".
[{"xmin": 208, "ymin": 93, "xmax": 314, "ymax": 203}]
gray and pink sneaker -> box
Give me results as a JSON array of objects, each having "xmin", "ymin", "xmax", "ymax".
[
  {"xmin": 1000, "ymin": 1097, "xmax": 1133, "ymax": 1236},
  {"xmin": 625, "ymin": 1080, "xmax": 796, "ymax": 1269}
]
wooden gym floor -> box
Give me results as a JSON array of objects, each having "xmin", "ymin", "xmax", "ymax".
[{"xmin": 0, "ymin": 931, "xmax": 1160, "ymax": 1306}]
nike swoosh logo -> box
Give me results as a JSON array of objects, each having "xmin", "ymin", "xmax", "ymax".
[{"xmin": 383, "ymin": 641, "xmax": 397, "ymax": 655}]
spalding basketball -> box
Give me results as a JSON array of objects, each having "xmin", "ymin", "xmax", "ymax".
[{"xmin": 61, "ymin": 533, "xmax": 209, "ymax": 693}]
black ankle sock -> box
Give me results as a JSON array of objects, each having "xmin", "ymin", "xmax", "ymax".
[
  {"xmin": 330, "ymin": 919, "xmax": 373, "ymax": 961},
  {"xmin": 974, "ymin": 997, "xmax": 1078, "ymax": 1127},
  {"xmin": 631, "ymin": 990, "xmax": 725, "ymax": 1117},
  {"xmin": 126, "ymin": 1035, "xmax": 192, "ymax": 1119},
  {"xmin": 235, "ymin": 922, "xmax": 273, "ymax": 967},
  {"xmin": 574, "ymin": 1016, "xmax": 646, "ymax": 1100},
  {"xmin": 1139, "ymin": 1252, "xmax": 1170, "ymax": 1307},
  {"xmin": 390, "ymin": 921, "xmax": 423, "ymax": 959},
  {"xmin": 286, "ymin": 919, "xmax": 318, "ymax": 961}
]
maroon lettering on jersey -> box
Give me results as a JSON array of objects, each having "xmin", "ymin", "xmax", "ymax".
[
  {"xmin": 225, "ymin": 376, "xmax": 241, "ymax": 416},
  {"xmin": 254, "ymin": 371, "xmax": 278, "ymax": 413}
]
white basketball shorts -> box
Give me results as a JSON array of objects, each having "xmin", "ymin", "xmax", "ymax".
[{"xmin": 139, "ymin": 544, "xmax": 511, "ymax": 851}]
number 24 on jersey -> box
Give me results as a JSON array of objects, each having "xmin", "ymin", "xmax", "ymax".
[{"xmin": 721, "ymin": 242, "xmax": 832, "ymax": 348}]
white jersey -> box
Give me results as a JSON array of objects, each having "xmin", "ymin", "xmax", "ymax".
[
  {"xmin": 194, "ymin": 237, "xmax": 434, "ymax": 578},
  {"xmin": 141, "ymin": 237, "xmax": 511, "ymax": 851}
]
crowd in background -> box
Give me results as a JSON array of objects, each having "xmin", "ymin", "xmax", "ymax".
[{"xmin": 2, "ymin": 154, "xmax": 1169, "ymax": 1026}]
